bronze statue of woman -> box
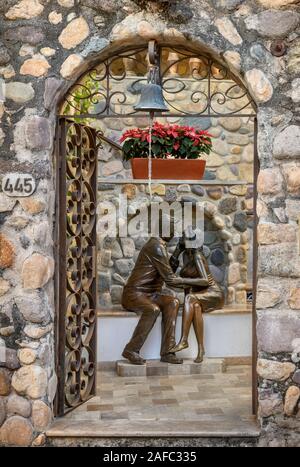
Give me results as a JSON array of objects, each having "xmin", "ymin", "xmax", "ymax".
[{"xmin": 169, "ymin": 233, "xmax": 225, "ymax": 363}]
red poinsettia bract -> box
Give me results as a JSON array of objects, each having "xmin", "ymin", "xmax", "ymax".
[{"xmin": 120, "ymin": 121, "xmax": 213, "ymax": 161}]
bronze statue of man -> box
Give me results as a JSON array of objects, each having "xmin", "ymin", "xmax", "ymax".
[{"xmin": 122, "ymin": 227, "xmax": 211, "ymax": 365}]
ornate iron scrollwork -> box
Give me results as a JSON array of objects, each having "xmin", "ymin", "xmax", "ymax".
[
  {"xmin": 56, "ymin": 119, "xmax": 100, "ymax": 415},
  {"xmin": 60, "ymin": 44, "xmax": 255, "ymax": 118}
]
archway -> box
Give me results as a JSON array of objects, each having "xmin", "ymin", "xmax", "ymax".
[{"xmin": 54, "ymin": 39, "xmax": 258, "ymax": 426}]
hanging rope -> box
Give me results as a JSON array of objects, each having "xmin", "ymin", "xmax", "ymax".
[{"xmin": 148, "ymin": 112, "xmax": 154, "ymax": 201}]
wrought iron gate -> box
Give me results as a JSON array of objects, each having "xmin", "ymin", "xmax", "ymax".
[{"xmin": 55, "ymin": 118, "xmax": 99, "ymax": 416}]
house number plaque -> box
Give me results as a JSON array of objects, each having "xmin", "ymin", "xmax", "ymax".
[{"xmin": 2, "ymin": 173, "xmax": 36, "ymax": 197}]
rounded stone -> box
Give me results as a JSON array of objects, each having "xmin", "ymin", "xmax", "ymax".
[
  {"xmin": 165, "ymin": 187, "xmax": 177, "ymax": 203},
  {"xmin": 203, "ymin": 170, "xmax": 216, "ymax": 181},
  {"xmin": 115, "ymin": 259, "xmax": 135, "ymax": 276},
  {"xmin": 191, "ymin": 185, "xmax": 205, "ymax": 197},
  {"xmin": 2, "ymin": 348, "xmax": 19, "ymax": 370},
  {"xmin": 273, "ymin": 125, "xmax": 300, "ymax": 159},
  {"xmin": 21, "ymin": 253, "xmax": 54, "ymax": 289},
  {"xmin": 4, "ymin": 26, "xmax": 44, "ymax": 45},
  {"xmin": 0, "ymin": 45, "xmax": 10, "ymax": 66},
  {"xmin": 218, "ymin": 197, "xmax": 238, "ymax": 215},
  {"xmin": 59, "ymin": 17, "xmax": 90, "ymax": 50},
  {"xmin": 0, "ymin": 368, "xmax": 11, "ymax": 396},
  {"xmin": 229, "ymin": 185, "xmax": 247, "ymax": 196},
  {"xmin": 209, "ymin": 265, "xmax": 225, "ymax": 283},
  {"xmin": 0, "ymin": 397, "xmax": 6, "ymax": 426},
  {"xmin": 257, "ymin": 168, "xmax": 283, "ymax": 194},
  {"xmin": 180, "ymin": 116, "xmax": 211, "ymax": 131},
  {"xmin": 215, "ymin": 17, "xmax": 242, "ymax": 46},
  {"xmin": 60, "ymin": 54, "xmax": 83, "ymax": 79},
  {"xmin": 58, "ymin": 0, "xmax": 74, "ymax": 6},
  {"xmin": 219, "ymin": 117, "xmax": 241, "ymax": 132},
  {"xmin": 217, "ymin": 165, "xmax": 238, "ymax": 181},
  {"xmin": 258, "ymin": 223, "xmax": 296, "ymax": 245},
  {"xmin": 31, "ymin": 400, "xmax": 51, "ymax": 430},
  {"xmin": 207, "ymin": 187, "xmax": 223, "ymax": 200},
  {"xmin": 120, "ymin": 238, "xmax": 135, "ymax": 258},
  {"xmin": 245, "ymin": 10, "xmax": 300, "ymax": 39},
  {"xmin": 6, "ymin": 394, "xmax": 31, "ymax": 418},
  {"xmin": 257, "ymin": 359, "xmax": 295, "ymax": 381},
  {"xmin": 284, "ymin": 166, "xmax": 300, "ymax": 195},
  {"xmin": 5, "ymin": 82, "xmax": 34, "ymax": 104},
  {"xmin": 258, "ymin": 0, "xmax": 299, "ymax": 6},
  {"xmin": 0, "ymin": 416, "xmax": 33, "ymax": 447},
  {"xmin": 228, "ymin": 262, "xmax": 240, "ymax": 285},
  {"xmin": 14, "ymin": 294, "xmax": 48, "ymax": 324},
  {"xmin": 25, "ymin": 116, "xmax": 51, "ymax": 150},
  {"xmin": 237, "ymin": 245, "xmax": 247, "ymax": 263},
  {"xmin": 32, "ymin": 433, "xmax": 46, "ymax": 446},
  {"xmin": 292, "ymin": 369, "xmax": 300, "ymax": 385},
  {"xmin": 24, "ymin": 324, "xmax": 52, "ymax": 340},
  {"xmin": 211, "ymin": 248, "xmax": 225, "ymax": 266},
  {"xmin": 19, "ymin": 197, "xmax": 45, "ymax": 215},
  {"xmin": 111, "ymin": 285, "xmax": 123, "ymax": 304},
  {"xmin": 233, "ymin": 211, "xmax": 248, "ymax": 232},
  {"xmin": 258, "ymin": 394, "xmax": 283, "ymax": 418},
  {"xmin": 292, "ymin": 338, "xmax": 300, "ymax": 351},
  {"xmin": 284, "ymin": 386, "xmax": 300, "ymax": 416},
  {"xmin": 213, "ymin": 216, "xmax": 225, "ymax": 229},
  {"xmin": 204, "ymin": 231, "xmax": 217, "ymax": 245},
  {"xmin": 42, "ymin": 44, "xmax": 57, "ymax": 57},
  {"xmin": 207, "ymin": 154, "xmax": 224, "ymax": 169},
  {"xmin": 177, "ymin": 184, "xmax": 191, "ymax": 193},
  {"xmin": 5, "ymin": 0, "xmax": 44, "ymax": 20},
  {"xmin": 20, "ymin": 57, "xmax": 50, "ymax": 77},
  {"xmin": 18, "ymin": 348, "xmax": 36, "ymax": 365},
  {"xmin": 202, "ymin": 245, "xmax": 210, "ymax": 258},
  {"xmin": 0, "ymin": 278, "xmax": 10, "ymax": 297},
  {"xmin": 12, "ymin": 365, "xmax": 47, "ymax": 399},
  {"xmin": 48, "ymin": 11, "xmax": 62, "ymax": 24},
  {"xmin": 223, "ymin": 50, "xmax": 241, "ymax": 72},
  {"xmin": 211, "ymin": 139, "xmax": 228, "ymax": 156},
  {"xmin": 245, "ymin": 69, "xmax": 273, "ymax": 103},
  {"xmin": 122, "ymin": 184, "xmax": 137, "ymax": 200},
  {"xmin": 101, "ymin": 160, "xmax": 123, "ymax": 177},
  {"xmin": 0, "ymin": 234, "xmax": 14, "ymax": 269}
]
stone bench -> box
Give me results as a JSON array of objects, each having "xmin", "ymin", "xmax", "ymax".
[
  {"xmin": 96, "ymin": 304, "xmax": 252, "ymax": 363},
  {"xmin": 97, "ymin": 303, "xmax": 252, "ymax": 317}
]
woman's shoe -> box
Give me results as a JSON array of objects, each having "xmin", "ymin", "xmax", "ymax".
[
  {"xmin": 194, "ymin": 351, "xmax": 205, "ymax": 363},
  {"xmin": 169, "ymin": 341, "xmax": 189, "ymax": 353}
]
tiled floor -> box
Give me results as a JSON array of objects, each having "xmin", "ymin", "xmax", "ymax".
[{"xmin": 63, "ymin": 365, "xmax": 252, "ymax": 423}]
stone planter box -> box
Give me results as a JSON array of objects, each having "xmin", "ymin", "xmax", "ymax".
[{"xmin": 130, "ymin": 158, "xmax": 206, "ymax": 180}]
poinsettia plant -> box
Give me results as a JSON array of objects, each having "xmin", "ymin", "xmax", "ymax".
[{"xmin": 120, "ymin": 122, "xmax": 213, "ymax": 161}]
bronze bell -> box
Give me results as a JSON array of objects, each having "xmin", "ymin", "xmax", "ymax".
[{"xmin": 134, "ymin": 82, "xmax": 169, "ymax": 113}]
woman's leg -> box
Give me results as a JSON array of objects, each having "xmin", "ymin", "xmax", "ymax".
[
  {"xmin": 169, "ymin": 294, "xmax": 197, "ymax": 352},
  {"xmin": 192, "ymin": 302, "xmax": 205, "ymax": 363}
]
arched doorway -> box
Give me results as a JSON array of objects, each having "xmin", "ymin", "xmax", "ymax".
[{"xmin": 54, "ymin": 40, "xmax": 258, "ymax": 420}]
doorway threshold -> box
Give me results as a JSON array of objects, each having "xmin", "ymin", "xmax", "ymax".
[{"xmin": 47, "ymin": 416, "xmax": 260, "ymax": 439}]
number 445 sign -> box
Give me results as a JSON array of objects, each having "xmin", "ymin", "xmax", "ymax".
[{"xmin": 2, "ymin": 173, "xmax": 36, "ymax": 197}]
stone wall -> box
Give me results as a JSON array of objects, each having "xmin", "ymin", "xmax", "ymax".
[
  {"xmin": 0, "ymin": 0, "xmax": 299, "ymax": 447},
  {"xmin": 97, "ymin": 181, "xmax": 252, "ymax": 309}
]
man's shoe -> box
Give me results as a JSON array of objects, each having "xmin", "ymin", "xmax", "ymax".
[
  {"xmin": 122, "ymin": 349, "xmax": 146, "ymax": 365},
  {"xmin": 161, "ymin": 353, "xmax": 183, "ymax": 364}
]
